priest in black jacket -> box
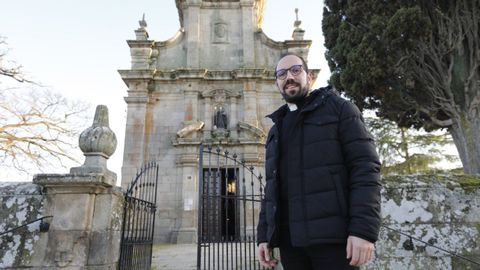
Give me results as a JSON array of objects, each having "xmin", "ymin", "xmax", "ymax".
[{"xmin": 257, "ymin": 53, "xmax": 382, "ymax": 269}]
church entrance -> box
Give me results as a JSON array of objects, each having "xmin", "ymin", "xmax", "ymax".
[
  {"xmin": 202, "ymin": 167, "xmax": 238, "ymax": 240},
  {"xmin": 197, "ymin": 145, "xmax": 266, "ymax": 270}
]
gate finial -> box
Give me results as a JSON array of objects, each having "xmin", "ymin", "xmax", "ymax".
[{"xmin": 71, "ymin": 105, "xmax": 117, "ymax": 177}]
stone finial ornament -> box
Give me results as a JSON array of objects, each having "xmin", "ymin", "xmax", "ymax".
[
  {"xmin": 71, "ymin": 105, "xmax": 117, "ymax": 175},
  {"xmin": 139, "ymin": 13, "xmax": 147, "ymax": 29},
  {"xmin": 294, "ymin": 8, "xmax": 302, "ymax": 29},
  {"xmin": 135, "ymin": 13, "xmax": 149, "ymax": 40},
  {"xmin": 292, "ymin": 8, "xmax": 305, "ymax": 40}
]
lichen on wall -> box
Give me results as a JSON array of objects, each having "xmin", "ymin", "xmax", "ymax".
[
  {"xmin": 0, "ymin": 182, "xmax": 46, "ymax": 268},
  {"xmin": 363, "ymin": 174, "xmax": 480, "ymax": 270}
]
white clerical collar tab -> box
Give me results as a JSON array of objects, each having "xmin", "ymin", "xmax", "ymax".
[{"xmin": 287, "ymin": 103, "xmax": 298, "ymax": 111}]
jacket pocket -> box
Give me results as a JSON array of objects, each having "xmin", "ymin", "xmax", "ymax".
[
  {"xmin": 303, "ymin": 116, "xmax": 339, "ymax": 145},
  {"xmin": 331, "ymin": 173, "xmax": 348, "ymax": 217}
]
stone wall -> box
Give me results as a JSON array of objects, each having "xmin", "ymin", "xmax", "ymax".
[
  {"xmin": 0, "ymin": 182, "xmax": 46, "ymax": 268},
  {"xmin": 364, "ymin": 174, "xmax": 480, "ymax": 270},
  {"xmin": 1, "ymin": 172, "xmax": 479, "ymax": 269}
]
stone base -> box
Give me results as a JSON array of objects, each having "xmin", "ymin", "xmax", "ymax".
[{"xmin": 170, "ymin": 228, "xmax": 197, "ymax": 244}]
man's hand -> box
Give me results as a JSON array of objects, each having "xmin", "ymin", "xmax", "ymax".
[
  {"xmin": 257, "ymin": 242, "xmax": 278, "ymax": 268},
  {"xmin": 346, "ymin": 235, "xmax": 375, "ymax": 266}
]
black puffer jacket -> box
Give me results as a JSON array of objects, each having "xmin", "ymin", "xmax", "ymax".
[{"xmin": 257, "ymin": 87, "xmax": 382, "ymax": 247}]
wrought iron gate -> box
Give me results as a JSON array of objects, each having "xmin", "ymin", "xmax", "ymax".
[
  {"xmin": 197, "ymin": 145, "xmax": 267, "ymax": 270},
  {"xmin": 119, "ymin": 162, "xmax": 159, "ymax": 270}
]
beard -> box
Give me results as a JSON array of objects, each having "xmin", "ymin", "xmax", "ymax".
[{"xmin": 281, "ymin": 80, "xmax": 309, "ymax": 103}]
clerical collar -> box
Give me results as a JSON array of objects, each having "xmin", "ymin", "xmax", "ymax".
[
  {"xmin": 286, "ymin": 89, "xmax": 314, "ymax": 111},
  {"xmin": 287, "ymin": 103, "xmax": 298, "ymax": 111}
]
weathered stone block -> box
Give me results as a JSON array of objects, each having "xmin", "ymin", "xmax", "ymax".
[
  {"xmin": 91, "ymin": 189, "xmax": 124, "ymax": 231},
  {"xmin": 87, "ymin": 230, "xmax": 121, "ymax": 266},
  {"xmin": 49, "ymin": 193, "xmax": 94, "ymax": 231},
  {"xmin": 42, "ymin": 230, "xmax": 89, "ymax": 268}
]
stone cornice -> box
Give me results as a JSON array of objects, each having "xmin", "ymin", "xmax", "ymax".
[
  {"xmin": 151, "ymin": 68, "xmax": 275, "ymax": 81},
  {"xmin": 118, "ymin": 70, "xmax": 154, "ymax": 87},
  {"xmin": 154, "ymin": 69, "xmax": 208, "ymax": 80},
  {"xmin": 255, "ymin": 30, "xmax": 312, "ymax": 49},
  {"xmin": 118, "ymin": 68, "xmax": 319, "ymax": 85},
  {"xmin": 201, "ymin": 88, "xmax": 242, "ymax": 98},
  {"xmin": 172, "ymin": 137, "xmax": 265, "ymax": 147},
  {"xmin": 33, "ymin": 173, "xmax": 116, "ymax": 194},
  {"xmin": 124, "ymin": 96, "xmax": 149, "ymax": 104},
  {"xmin": 126, "ymin": 40, "xmax": 155, "ymax": 48},
  {"xmin": 201, "ymin": 1, "xmax": 241, "ymax": 8},
  {"xmin": 118, "ymin": 70, "xmax": 155, "ymax": 79}
]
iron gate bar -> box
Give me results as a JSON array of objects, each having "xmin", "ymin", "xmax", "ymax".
[
  {"xmin": 197, "ymin": 145, "xmax": 204, "ymax": 270},
  {"xmin": 197, "ymin": 145, "xmax": 268, "ymax": 270},
  {"xmin": 119, "ymin": 162, "xmax": 159, "ymax": 270}
]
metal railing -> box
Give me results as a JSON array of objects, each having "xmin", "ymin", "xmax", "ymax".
[
  {"xmin": 0, "ymin": 216, "xmax": 52, "ymax": 237},
  {"xmin": 382, "ymin": 225, "xmax": 480, "ymax": 267}
]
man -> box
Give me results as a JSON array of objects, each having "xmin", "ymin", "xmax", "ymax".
[{"xmin": 257, "ymin": 53, "xmax": 382, "ymax": 269}]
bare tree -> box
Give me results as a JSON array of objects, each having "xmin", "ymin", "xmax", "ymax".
[
  {"xmin": 0, "ymin": 37, "xmax": 89, "ymax": 175},
  {"xmin": 0, "ymin": 37, "xmax": 30, "ymax": 83}
]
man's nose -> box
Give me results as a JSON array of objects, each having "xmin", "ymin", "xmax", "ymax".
[{"xmin": 286, "ymin": 70, "xmax": 296, "ymax": 80}]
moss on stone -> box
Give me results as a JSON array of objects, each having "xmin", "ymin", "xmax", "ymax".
[
  {"xmin": 456, "ymin": 175, "xmax": 480, "ymax": 193},
  {"xmin": 451, "ymin": 252, "xmax": 480, "ymax": 270}
]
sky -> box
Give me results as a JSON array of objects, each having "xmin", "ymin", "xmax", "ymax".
[{"xmin": 0, "ymin": 0, "xmax": 328, "ymax": 182}]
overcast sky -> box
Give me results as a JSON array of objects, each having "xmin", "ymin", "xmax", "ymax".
[{"xmin": 0, "ymin": 0, "xmax": 329, "ymax": 182}]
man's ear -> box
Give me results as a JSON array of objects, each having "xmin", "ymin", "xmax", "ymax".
[{"xmin": 307, "ymin": 71, "xmax": 314, "ymax": 86}]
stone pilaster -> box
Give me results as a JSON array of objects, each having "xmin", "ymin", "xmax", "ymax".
[
  {"xmin": 204, "ymin": 97, "xmax": 212, "ymax": 139},
  {"xmin": 171, "ymin": 163, "xmax": 198, "ymax": 243},
  {"xmin": 241, "ymin": 0, "xmax": 255, "ymax": 67},
  {"xmin": 243, "ymin": 82, "xmax": 259, "ymax": 126},
  {"xmin": 229, "ymin": 96, "xmax": 238, "ymax": 140},
  {"xmin": 185, "ymin": 2, "xmax": 201, "ymax": 68}
]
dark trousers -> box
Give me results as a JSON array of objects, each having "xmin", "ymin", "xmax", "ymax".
[{"xmin": 279, "ymin": 227, "xmax": 359, "ymax": 270}]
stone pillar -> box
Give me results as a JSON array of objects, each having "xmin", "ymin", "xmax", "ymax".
[
  {"xmin": 229, "ymin": 96, "xmax": 238, "ymax": 140},
  {"xmin": 243, "ymin": 82, "xmax": 259, "ymax": 126},
  {"xmin": 184, "ymin": 90, "xmax": 199, "ymax": 139},
  {"xmin": 204, "ymin": 97, "xmax": 212, "ymax": 139},
  {"xmin": 175, "ymin": 165, "xmax": 198, "ymax": 243},
  {"xmin": 185, "ymin": 1, "xmax": 201, "ymax": 68},
  {"xmin": 33, "ymin": 105, "xmax": 123, "ymax": 269},
  {"xmin": 122, "ymin": 88, "xmax": 148, "ymax": 189},
  {"xmin": 241, "ymin": 0, "xmax": 255, "ymax": 67}
]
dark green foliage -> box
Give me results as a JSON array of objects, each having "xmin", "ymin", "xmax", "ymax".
[
  {"xmin": 323, "ymin": 0, "xmax": 477, "ymax": 125},
  {"xmin": 323, "ymin": 0, "xmax": 480, "ymax": 173}
]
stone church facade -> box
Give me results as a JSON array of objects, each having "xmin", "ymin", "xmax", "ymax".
[{"xmin": 119, "ymin": 0, "xmax": 318, "ymax": 243}]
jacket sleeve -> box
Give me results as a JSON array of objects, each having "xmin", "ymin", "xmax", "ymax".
[
  {"xmin": 257, "ymin": 198, "xmax": 268, "ymax": 245},
  {"xmin": 338, "ymin": 100, "xmax": 382, "ymax": 243}
]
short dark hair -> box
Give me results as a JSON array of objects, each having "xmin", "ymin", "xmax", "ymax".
[{"xmin": 276, "ymin": 52, "xmax": 309, "ymax": 73}]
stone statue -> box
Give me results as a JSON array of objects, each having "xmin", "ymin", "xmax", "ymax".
[
  {"xmin": 214, "ymin": 107, "xmax": 228, "ymax": 129},
  {"xmin": 176, "ymin": 120, "xmax": 205, "ymax": 138}
]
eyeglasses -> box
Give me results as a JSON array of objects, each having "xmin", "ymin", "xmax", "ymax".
[{"xmin": 275, "ymin": 64, "xmax": 303, "ymax": 80}]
